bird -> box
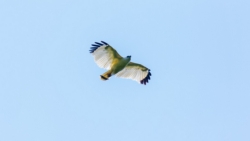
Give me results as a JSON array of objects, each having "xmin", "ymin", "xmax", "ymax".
[{"xmin": 89, "ymin": 41, "xmax": 151, "ymax": 85}]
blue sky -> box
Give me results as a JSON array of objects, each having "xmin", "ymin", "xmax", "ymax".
[{"xmin": 0, "ymin": 0, "xmax": 249, "ymax": 141}]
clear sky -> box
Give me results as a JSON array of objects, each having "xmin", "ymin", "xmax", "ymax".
[{"xmin": 0, "ymin": 0, "xmax": 249, "ymax": 141}]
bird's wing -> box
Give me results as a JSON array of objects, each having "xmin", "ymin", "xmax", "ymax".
[
  {"xmin": 89, "ymin": 41, "xmax": 122, "ymax": 70},
  {"xmin": 116, "ymin": 62, "xmax": 151, "ymax": 85}
]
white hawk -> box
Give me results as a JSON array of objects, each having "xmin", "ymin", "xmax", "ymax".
[{"xmin": 89, "ymin": 41, "xmax": 151, "ymax": 85}]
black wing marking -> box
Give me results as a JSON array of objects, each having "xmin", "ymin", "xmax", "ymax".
[
  {"xmin": 140, "ymin": 69, "xmax": 151, "ymax": 85},
  {"xmin": 89, "ymin": 41, "xmax": 109, "ymax": 53}
]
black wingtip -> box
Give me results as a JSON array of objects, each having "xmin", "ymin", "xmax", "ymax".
[
  {"xmin": 101, "ymin": 41, "xmax": 109, "ymax": 45},
  {"xmin": 140, "ymin": 70, "xmax": 151, "ymax": 85},
  {"xmin": 95, "ymin": 42, "xmax": 103, "ymax": 45},
  {"xmin": 89, "ymin": 41, "xmax": 109, "ymax": 53}
]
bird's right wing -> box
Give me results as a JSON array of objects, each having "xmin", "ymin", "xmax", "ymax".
[
  {"xmin": 116, "ymin": 62, "xmax": 151, "ymax": 85},
  {"xmin": 89, "ymin": 41, "xmax": 122, "ymax": 70}
]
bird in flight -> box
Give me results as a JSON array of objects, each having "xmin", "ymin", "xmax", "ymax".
[{"xmin": 89, "ymin": 41, "xmax": 151, "ymax": 85}]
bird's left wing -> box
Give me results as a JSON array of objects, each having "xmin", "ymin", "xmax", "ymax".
[
  {"xmin": 116, "ymin": 62, "xmax": 151, "ymax": 85},
  {"xmin": 89, "ymin": 41, "xmax": 122, "ymax": 70}
]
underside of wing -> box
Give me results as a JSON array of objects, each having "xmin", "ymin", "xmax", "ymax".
[
  {"xmin": 116, "ymin": 62, "xmax": 151, "ymax": 85},
  {"xmin": 89, "ymin": 41, "xmax": 122, "ymax": 70}
]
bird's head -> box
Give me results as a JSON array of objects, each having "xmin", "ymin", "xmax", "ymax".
[
  {"xmin": 126, "ymin": 55, "xmax": 131, "ymax": 58},
  {"xmin": 125, "ymin": 55, "xmax": 131, "ymax": 61}
]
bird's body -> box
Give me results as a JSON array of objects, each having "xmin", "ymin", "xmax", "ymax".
[
  {"xmin": 111, "ymin": 57, "xmax": 131, "ymax": 74},
  {"xmin": 89, "ymin": 41, "xmax": 151, "ymax": 85},
  {"xmin": 100, "ymin": 57, "xmax": 130, "ymax": 80}
]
